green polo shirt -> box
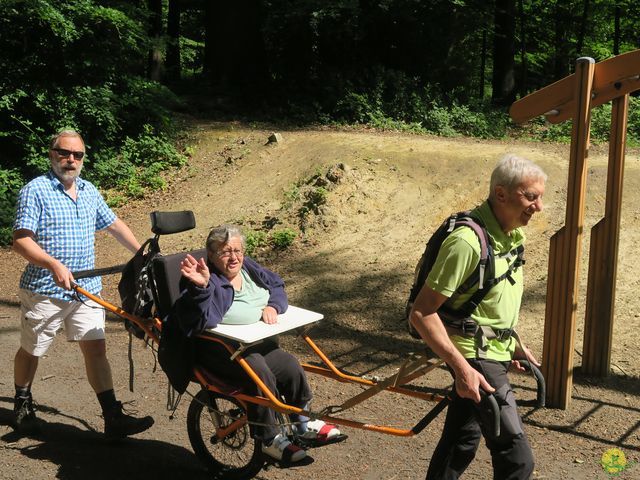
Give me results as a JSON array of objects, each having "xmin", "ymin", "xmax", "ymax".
[{"xmin": 425, "ymin": 201, "xmax": 526, "ymax": 361}]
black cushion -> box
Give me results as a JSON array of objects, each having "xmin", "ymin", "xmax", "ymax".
[
  {"xmin": 151, "ymin": 248, "xmax": 207, "ymax": 319},
  {"xmin": 150, "ymin": 210, "xmax": 196, "ymax": 235},
  {"xmin": 153, "ymin": 247, "xmax": 207, "ymax": 394}
]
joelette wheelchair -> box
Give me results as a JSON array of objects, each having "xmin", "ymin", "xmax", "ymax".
[{"xmin": 72, "ymin": 211, "xmax": 544, "ymax": 479}]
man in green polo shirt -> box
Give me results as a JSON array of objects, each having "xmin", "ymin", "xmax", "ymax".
[{"xmin": 410, "ymin": 154, "xmax": 547, "ymax": 480}]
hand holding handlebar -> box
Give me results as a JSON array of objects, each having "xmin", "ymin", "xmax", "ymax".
[
  {"xmin": 51, "ymin": 259, "xmax": 75, "ymax": 290},
  {"xmin": 454, "ymin": 363, "xmax": 495, "ymax": 404}
]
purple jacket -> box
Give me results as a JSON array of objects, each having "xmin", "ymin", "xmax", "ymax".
[{"xmin": 172, "ymin": 256, "xmax": 288, "ymax": 336}]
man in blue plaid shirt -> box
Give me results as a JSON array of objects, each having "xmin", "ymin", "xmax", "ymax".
[{"xmin": 11, "ymin": 129, "xmax": 154, "ymax": 439}]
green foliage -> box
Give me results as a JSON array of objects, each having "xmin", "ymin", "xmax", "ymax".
[
  {"xmin": 86, "ymin": 125, "xmax": 186, "ymax": 195},
  {"xmin": 270, "ymin": 228, "xmax": 297, "ymax": 249},
  {"xmin": 244, "ymin": 228, "xmax": 298, "ymax": 255},
  {"xmin": 0, "ymin": 168, "xmax": 24, "ymax": 245},
  {"xmin": 0, "ymin": 0, "xmax": 187, "ymax": 245},
  {"xmin": 302, "ymin": 187, "xmax": 328, "ymax": 215},
  {"xmin": 180, "ymin": 37, "xmax": 205, "ymax": 77},
  {"xmin": 245, "ymin": 230, "xmax": 268, "ymax": 257}
]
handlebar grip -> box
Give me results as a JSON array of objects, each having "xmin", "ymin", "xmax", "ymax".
[
  {"xmin": 516, "ymin": 360, "xmax": 546, "ymax": 408},
  {"xmin": 480, "ymin": 392, "xmax": 501, "ymax": 438},
  {"xmin": 72, "ymin": 263, "xmax": 127, "ymax": 279}
]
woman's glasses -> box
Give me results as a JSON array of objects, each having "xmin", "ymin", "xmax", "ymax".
[{"xmin": 216, "ymin": 248, "xmax": 244, "ymax": 258}]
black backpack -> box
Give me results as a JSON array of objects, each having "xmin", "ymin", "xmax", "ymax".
[
  {"xmin": 406, "ymin": 211, "xmax": 524, "ymax": 339},
  {"xmin": 117, "ymin": 238, "xmax": 159, "ymax": 338}
]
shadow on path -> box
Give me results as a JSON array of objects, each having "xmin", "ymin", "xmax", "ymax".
[{"xmin": 0, "ymin": 399, "xmax": 208, "ymax": 480}]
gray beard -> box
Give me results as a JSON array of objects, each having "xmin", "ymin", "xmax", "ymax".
[{"xmin": 51, "ymin": 163, "xmax": 82, "ymax": 183}]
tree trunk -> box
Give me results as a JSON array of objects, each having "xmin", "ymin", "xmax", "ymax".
[
  {"xmin": 202, "ymin": 0, "xmax": 267, "ymax": 94},
  {"xmin": 166, "ymin": 0, "xmax": 181, "ymax": 82},
  {"xmin": 517, "ymin": 0, "xmax": 528, "ymax": 96},
  {"xmin": 576, "ymin": 0, "xmax": 590, "ymax": 56},
  {"xmin": 203, "ymin": 0, "xmax": 217, "ymax": 84},
  {"xmin": 491, "ymin": 0, "xmax": 517, "ymax": 106},
  {"xmin": 553, "ymin": 0, "xmax": 571, "ymax": 79},
  {"xmin": 613, "ymin": 4, "xmax": 621, "ymax": 55},
  {"xmin": 479, "ymin": 29, "xmax": 487, "ymax": 99},
  {"xmin": 147, "ymin": 0, "xmax": 163, "ymax": 81}
]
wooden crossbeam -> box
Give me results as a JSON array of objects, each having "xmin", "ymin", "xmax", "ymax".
[{"xmin": 510, "ymin": 50, "xmax": 640, "ymax": 125}]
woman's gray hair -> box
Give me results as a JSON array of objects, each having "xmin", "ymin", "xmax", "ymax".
[
  {"xmin": 489, "ymin": 153, "xmax": 547, "ymax": 200},
  {"xmin": 206, "ymin": 224, "xmax": 246, "ymax": 252},
  {"xmin": 49, "ymin": 129, "xmax": 84, "ymax": 150}
]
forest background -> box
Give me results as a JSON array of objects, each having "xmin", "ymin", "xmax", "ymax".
[{"xmin": 1, "ymin": 0, "xmax": 640, "ymax": 246}]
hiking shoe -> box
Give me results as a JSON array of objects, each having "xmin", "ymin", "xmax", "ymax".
[
  {"xmin": 104, "ymin": 401, "xmax": 154, "ymax": 440},
  {"xmin": 262, "ymin": 433, "xmax": 307, "ymax": 463},
  {"xmin": 11, "ymin": 395, "xmax": 40, "ymax": 433},
  {"xmin": 300, "ymin": 419, "xmax": 341, "ymax": 443}
]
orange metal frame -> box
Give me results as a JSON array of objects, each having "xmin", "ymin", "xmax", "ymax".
[{"xmin": 75, "ymin": 285, "xmax": 448, "ymax": 439}]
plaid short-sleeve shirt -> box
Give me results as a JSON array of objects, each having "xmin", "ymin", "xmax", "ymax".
[{"xmin": 14, "ymin": 171, "xmax": 116, "ymax": 299}]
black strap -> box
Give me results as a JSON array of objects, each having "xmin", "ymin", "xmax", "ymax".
[
  {"xmin": 128, "ymin": 332, "xmax": 135, "ymax": 392},
  {"xmin": 440, "ymin": 315, "xmax": 515, "ymax": 341},
  {"xmin": 445, "ymin": 244, "xmax": 525, "ymax": 319}
]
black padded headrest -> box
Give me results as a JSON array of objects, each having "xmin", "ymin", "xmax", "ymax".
[
  {"xmin": 150, "ymin": 211, "xmax": 196, "ymax": 235},
  {"xmin": 151, "ymin": 248, "xmax": 207, "ymax": 318}
]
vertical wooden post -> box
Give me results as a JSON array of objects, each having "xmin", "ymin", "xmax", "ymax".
[
  {"xmin": 582, "ymin": 94, "xmax": 628, "ymax": 376},
  {"xmin": 541, "ymin": 57, "xmax": 595, "ymax": 408}
]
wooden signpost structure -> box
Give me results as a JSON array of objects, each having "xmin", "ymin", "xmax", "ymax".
[{"xmin": 509, "ymin": 50, "xmax": 640, "ymax": 408}]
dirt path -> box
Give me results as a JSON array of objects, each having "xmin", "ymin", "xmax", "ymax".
[{"xmin": 1, "ymin": 123, "xmax": 639, "ymax": 479}]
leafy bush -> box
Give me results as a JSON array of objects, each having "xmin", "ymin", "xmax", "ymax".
[
  {"xmin": 0, "ymin": 168, "xmax": 24, "ymax": 245},
  {"xmin": 0, "ymin": 0, "xmax": 186, "ymax": 245},
  {"xmin": 270, "ymin": 228, "xmax": 297, "ymax": 249},
  {"xmin": 245, "ymin": 230, "xmax": 268, "ymax": 257}
]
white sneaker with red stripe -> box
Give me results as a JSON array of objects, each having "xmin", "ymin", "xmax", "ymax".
[
  {"xmin": 300, "ymin": 419, "xmax": 341, "ymax": 442},
  {"xmin": 262, "ymin": 433, "xmax": 307, "ymax": 462}
]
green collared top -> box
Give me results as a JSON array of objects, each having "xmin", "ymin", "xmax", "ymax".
[{"xmin": 425, "ymin": 200, "xmax": 526, "ymax": 361}]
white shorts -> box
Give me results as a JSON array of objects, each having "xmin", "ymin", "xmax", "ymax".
[{"xmin": 19, "ymin": 289, "xmax": 106, "ymax": 357}]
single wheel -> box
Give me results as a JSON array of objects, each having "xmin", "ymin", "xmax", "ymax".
[{"xmin": 187, "ymin": 389, "xmax": 264, "ymax": 479}]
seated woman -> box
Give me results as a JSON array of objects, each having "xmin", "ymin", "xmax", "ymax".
[{"xmin": 174, "ymin": 224, "xmax": 341, "ymax": 463}]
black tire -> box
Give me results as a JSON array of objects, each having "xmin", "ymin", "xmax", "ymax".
[{"xmin": 187, "ymin": 389, "xmax": 265, "ymax": 479}]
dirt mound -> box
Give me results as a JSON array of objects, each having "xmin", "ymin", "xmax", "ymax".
[{"xmin": 0, "ymin": 124, "xmax": 639, "ymax": 479}]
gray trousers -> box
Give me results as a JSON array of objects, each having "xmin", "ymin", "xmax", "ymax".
[
  {"xmin": 426, "ymin": 359, "xmax": 534, "ymax": 480},
  {"xmin": 195, "ymin": 338, "xmax": 312, "ymax": 442}
]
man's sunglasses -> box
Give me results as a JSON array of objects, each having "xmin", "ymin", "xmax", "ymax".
[{"xmin": 52, "ymin": 148, "xmax": 85, "ymax": 160}]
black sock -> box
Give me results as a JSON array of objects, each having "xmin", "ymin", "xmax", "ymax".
[
  {"xmin": 97, "ymin": 389, "xmax": 118, "ymax": 413},
  {"xmin": 15, "ymin": 384, "xmax": 31, "ymax": 400}
]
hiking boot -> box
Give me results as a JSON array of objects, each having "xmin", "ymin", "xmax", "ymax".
[
  {"xmin": 12, "ymin": 394, "xmax": 40, "ymax": 433},
  {"xmin": 104, "ymin": 401, "xmax": 154, "ymax": 440},
  {"xmin": 262, "ymin": 433, "xmax": 307, "ymax": 463}
]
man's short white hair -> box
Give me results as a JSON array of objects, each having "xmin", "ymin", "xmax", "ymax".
[{"xmin": 489, "ymin": 154, "xmax": 547, "ymax": 200}]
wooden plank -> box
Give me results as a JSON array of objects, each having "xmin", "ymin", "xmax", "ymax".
[
  {"xmin": 582, "ymin": 95, "xmax": 628, "ymax": 376},
  {"xmin": 549, "ymin": 73, "xmax": 640, "ymax": 124},
  {"xmin": 542, "ymin": 57, "xmax": 594, "ymax": 408},
  {"xmin": 509, "ymin": 73, "xmax": 575, "ymax": 124},
  {"xmin": 583, "ymin": 220, "xmax": 605, "ymax": 372},
  {"xmin": 542, "ymin": 230, "xmax": 565, "ymax": 405},
  {"xmin": 510, "ymin": 49, "xmax": 640, "ymax": 124}
]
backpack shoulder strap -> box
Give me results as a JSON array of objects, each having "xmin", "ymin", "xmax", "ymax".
[
  {"xmin": 407, "ymin": 211, "xmax": 465, "ymax": 305},
  {"xmin": 453, "ymin": 215, "xmax": 491, "ymax": 290}
]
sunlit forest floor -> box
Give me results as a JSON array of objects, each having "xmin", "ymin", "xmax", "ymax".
[{"xmin": 1, "ymin": 122, "xmax": 639, "ymax": 479}]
